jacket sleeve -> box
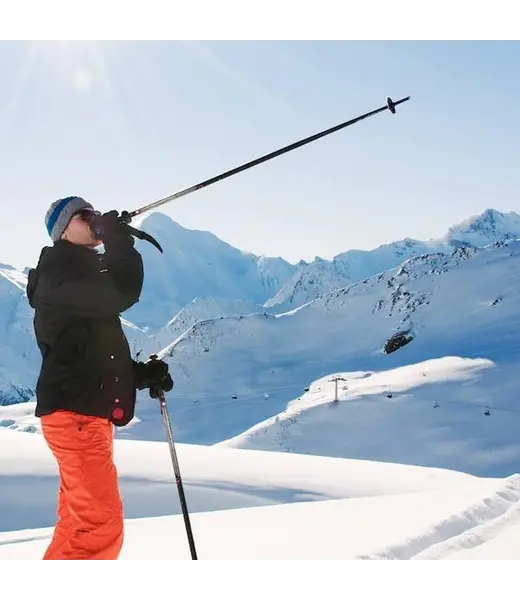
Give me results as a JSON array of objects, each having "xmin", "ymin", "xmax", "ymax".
[
  {"xmin": 32, "ymin": 239, "xmax": 144, "ymax": 318},
  {"xmin": 102, "ymin": 232, "xmax": 144, "ymax": 310}
]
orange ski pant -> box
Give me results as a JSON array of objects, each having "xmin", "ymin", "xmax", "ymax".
[{"xmin": 40, "ymin": 409, "xmax": 124, "ymax": 560}]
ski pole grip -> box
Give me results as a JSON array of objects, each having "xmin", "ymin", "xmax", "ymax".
[{"xmin": 119, "ymin": 210, "xmax": 132, "ymax": 224}]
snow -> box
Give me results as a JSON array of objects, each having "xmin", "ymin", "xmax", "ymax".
[
  {"xmin": 1, "ymin": 425, "xmax": 520, "ymax": 560},
  {"xmin": 444, "ymin": 207, "xmax": 520, "ymax": 248},
  {"xmin": 146, "ymin": 296, "xmax": 270, "ymax": 354},
  {"xmin": 265, "ymin": 207, "xmax": 520, "ymax": 311},
  {"xmin": 65, "ymin": 236, "xmax": 519, "ymax": 474},
  {"xmin": 218, "ymin": 355, "xmax": 520, "ymax": 477},
  {"xmin": 122, "ymin": 212, "xmax": 298, "ymax": 328}
]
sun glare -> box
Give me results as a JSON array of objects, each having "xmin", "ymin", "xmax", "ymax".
[
  {"xmin": 0, "ymin": 40, "xmax": 135, "ymax": 145},
  {"xmin": 36, "ymin": 40, "xmax": 108, "ymax": 94}
]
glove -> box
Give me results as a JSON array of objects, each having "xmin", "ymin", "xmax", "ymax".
[
  {"xmin": 133, "ymin": 355, "xmax": 174, "ymax": 398},
  {"xmin": 89, "ymin": 210, "xmax": 133, "ymax": 245},
  {"xmin": 133, "ymin": 357, "xmax": 174, "ymax": 398}
]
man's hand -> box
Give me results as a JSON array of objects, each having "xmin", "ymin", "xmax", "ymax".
[
  {"xmin": 133, "ymin": 355, "xmax": 174, "ymax": 398},
  {"xmin": 88, "ymin": 210, "xmax": 129, "ymax": 242}
]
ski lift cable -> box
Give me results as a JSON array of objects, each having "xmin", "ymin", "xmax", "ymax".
[{"xmin": 146, "ymin": 382, "xmax": 520, "ymax": 418}]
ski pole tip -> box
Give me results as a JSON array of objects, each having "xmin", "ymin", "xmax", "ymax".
[{"xmin": 387, "ymin": 95, "xmax": 411, "ymax": 114}]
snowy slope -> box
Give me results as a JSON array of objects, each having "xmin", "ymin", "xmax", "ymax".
[
  {"xmin": 100, "ymin": 239, "xmax": 520, "ymax": 478},
  {"xmin": 123, "ymin": 213, "xmax": 298, "ymax": 328},
  {"xmin": 0, "ymin": 426, "xmax": 475, "ymax": 532},
  {"xmin": 1, "ymin": 427, "xmax": 520, "ymax": 560},
  {"xmin": 265, "ymin": 208, "xmax": 520, "ymax": 311},
  {"xmin": 145, "ymin": 297, "xmax": 270, "ymax": 354},
  {"xmin": 218, "ymin": 356, "xmax": 520, "ymax": 477},
  {"xmin": 0, "ymin": 265, "xmax": 40, "ymax": 405}
]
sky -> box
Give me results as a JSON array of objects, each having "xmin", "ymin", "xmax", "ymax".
[{"xmin": 1, "ymin": 40, "xmax": 519, "ymax": 270}]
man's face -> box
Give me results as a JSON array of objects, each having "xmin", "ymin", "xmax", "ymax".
[{"xmin": 62, "ymin": 209, "xmax": 101, "ymax": 248}]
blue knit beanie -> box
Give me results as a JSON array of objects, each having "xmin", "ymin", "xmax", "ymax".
[{"xmin": 45, "ymin": 196, "xmax": 95, "ymax": 242}]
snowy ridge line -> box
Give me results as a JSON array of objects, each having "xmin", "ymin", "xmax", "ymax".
[
  {"xmin": 355, "ymin": 475, "xmax": 520, "ymax": 560},
  {"xmin": 0, "ymin": 268, "xmax": 27, "ymax": 291}
]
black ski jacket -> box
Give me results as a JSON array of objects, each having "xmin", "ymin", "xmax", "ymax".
[{"xmin": 26, "ymin": 235, "xmax": 144, "ymax": 427}]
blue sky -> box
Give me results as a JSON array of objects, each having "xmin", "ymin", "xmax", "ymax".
[{"xmin": 1, "ymin": 40, "xmax": 519, "ymax": 269}]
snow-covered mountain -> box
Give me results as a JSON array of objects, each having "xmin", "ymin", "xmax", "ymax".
[
  {"xmin": 217, "ymin": 355, "xmax": 520, "ymax": 477},
  {"xmin": 444, "ymin": 207, "xmax": 520, "ymax": 248},
  {"xmin": 145, "ymin": 297, "xmax": 271, "ymax": 354},
  {"xmin": 266, "ymin": 208, "xmax": 520, "ymax": 311},
  {"xmin": 124, "ymin": 213, "xmax": 298, "ymax": 328},
  {"xmin": 96, "ymin": 207, "xmax": 520, "ymax": 326},
  {"xmin": 112, "ymin": 239, "xmax": 518, "ymax": 456},
  {"xmin": 0, "ymin": 265, "xmax": 40, "ymax": 405}
]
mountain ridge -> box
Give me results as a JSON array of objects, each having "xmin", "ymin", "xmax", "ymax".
[{"xmin": 265, "ymin": 208, "xmax": 520, "ymax": 311}]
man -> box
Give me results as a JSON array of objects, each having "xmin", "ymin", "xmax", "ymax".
[{"xmin": 26, "ymin": 196, "xmax": 173, "ymax": 560}]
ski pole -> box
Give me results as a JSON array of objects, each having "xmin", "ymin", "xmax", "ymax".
[
  {"xmin": 156, "ymin": 387, "xmax": 198, "ymax": 560},
  {"xmin": 121, "ymin": 95, "xmax": 410, "ymax": 224}
]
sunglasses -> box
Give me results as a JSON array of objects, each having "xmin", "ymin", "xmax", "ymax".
[{"xmin": 76, "ymin": 209, "xmax": 100, "ymax": 223}]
